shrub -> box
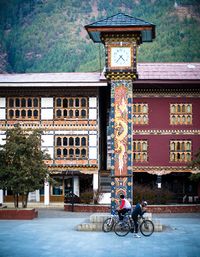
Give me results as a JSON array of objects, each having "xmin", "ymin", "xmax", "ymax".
[
  {"xmin": 80, "ymin": 189, "xmax": 103, "ymax": 204},
  {"xmin": 133, "ymin": 183, "xmax": 175, "ymax": 205},
  {"xmin": 80, "ymin": 191, "xmax": 93, "ymax": 204}
]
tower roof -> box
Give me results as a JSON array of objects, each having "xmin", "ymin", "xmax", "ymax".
[{"xmin": 85, "ymin": 13, "xmax": 155, "ymax": 43}]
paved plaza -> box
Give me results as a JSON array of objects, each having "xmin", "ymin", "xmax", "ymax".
[{"xmin": 0, "ymin": 209, "xmax": 200, "ymax": 257}]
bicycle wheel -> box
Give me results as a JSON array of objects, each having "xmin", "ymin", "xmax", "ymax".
[
  {"xmin": 102, "ymin": 217, "xmax": 114, "ymax": 232},
  {"xmin": 114, "ymin": 221, "xmax": 130, "ymax": 237},
  {"xmin": 140, "ymin": 220, "xmax": 154, "ymax": 236}
]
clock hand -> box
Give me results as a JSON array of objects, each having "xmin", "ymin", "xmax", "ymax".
[
  {"xmin": 120, "ymin": 55, "xmax": 125, "ymax": 61},
  {"xmin": 116, "ymin": 55, "xmax": 125, "ymax": 63}
]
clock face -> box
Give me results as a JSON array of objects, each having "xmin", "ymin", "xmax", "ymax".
[{"xmin": 111, "ymin": 47, "xmax": 131, "ymax": 68}]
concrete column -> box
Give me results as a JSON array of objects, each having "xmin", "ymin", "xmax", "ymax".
[
  {"xmin": 44, "ymin": 181, "xmax": 50, "ymax": 205},
  {"xmin": 0, "ymin": 189, "xmax": 3, "ymax": 205},
  {"xmin": 36, "ymin": 190, "xmax": 40, "ymax": 202},
  {"xmin": 73, "ymin": 176, "xmax": 80, "ymax": 197},
  {"xmin": 93, "ymin": 173, "xmax": 98, "ymax": 191}
]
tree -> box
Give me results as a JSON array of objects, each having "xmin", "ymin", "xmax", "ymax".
[
  {"xmin": 189, "ymin": 148, "xmax": 200, "ymax": 182},
  {"xmin": 0, "ymin": 126, "xmax": 50, "ymax": 208}
]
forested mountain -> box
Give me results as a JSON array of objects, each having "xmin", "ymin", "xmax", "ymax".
[{"xmin": 0, "ymin": 0, "xmax": 200, "ymax": 73}]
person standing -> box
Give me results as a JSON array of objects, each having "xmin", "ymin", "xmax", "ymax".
[{"xmin": 131, "ymin": 200, "xmax": 148, "ymax": 238}]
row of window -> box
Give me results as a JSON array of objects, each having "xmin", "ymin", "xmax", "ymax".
[
  {"xmin": 8, "ymin": 98, "xmax": 39, "ymax": 108},
  {"xmin": 55, "ymin": 98, "xmax": 87, "ymax": 108},
  {"xmin": 8, "ymin": 109, "xmax": 39, "ymax": 119},
  {"xmin": 7, "ymin": 97, "xmax": 90, "ymax": 120},
  {"xmin": 133, "ymin": 140, "xmax": 192, "ymax": 162},
  {"xmin": 5, "ymin": 98, "xmax": 194, "ymax": 125},
  {"xmin": 55, "ymin": 109, "xmax": 87, "ymax": 118},
  {"xmin": 170, "ymin": 115, "xmax": 192, "ymax": 125},
  {"xmin": 7, "ymin": 97, "xmax": 87, "ymax": 108},
  {"xmin": 53, "ymin": 137, "xmax": 192, "ymax": 162},
  {"xmin": 6, "ymin": 98, "xmax": 193, "ymax": 112},
  {"xmin": 56, "ymin": 148, "xmax": 87, "ymax": 158},
  {"xmin": 56, "ymin": 136, "xmax": 87, "ymax": 146},
  {"xmin": 170, "ymin": 104, "xmax": 192, "ymax": 114}
]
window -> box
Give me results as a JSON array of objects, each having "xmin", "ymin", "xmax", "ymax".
[
  {"xmin": 55, "ymin": 97, "xmax": 88, "ymax": 119},
  {"xmin": 33, "ymin": 98, "xmax": 38, "ymax": 107},
  {"xmin": 57, "ymin": 98, "xmax": 62, "ymax": 107},
  {"xmin": 133, "ymin": 104, "xmax": 148, "ymax": 125},
  {"xmin": 52, "ymin": 177, "xmax": 63, "ymax": 195},
  {"xmin": 55, "ymin": 135, "xmax": 88, "ymax": 159},
  {"xmin": 57, "ymin": 137, "xmax": 61, "ymax": 146},
  {"xmin": 7, "ymin": 97, "xmax": 40, "ymax": 120},
  {"xmin": 170, "ymin": 104, "xmax": 192, "ymax": 125},
  {"xmin": 133, "ymin": 140, "xmax": 148, "ymax": 162},
  {"xmin": 22, "ymin": 98, "xmax": 26, "ymax": 107},
  {"xmin": 56, "ymin": 109, "xmax": 61, "ymax": 118},
  {"xmin": 63, "ymin": 98, "xmax": 68, "ymax": 108},
  {"xmin": 170, "ymin": 140, "xmax": 192, "ymax": 162},
  {"xmin": 63, "ymin": 137, "xmax": 67, "ymax": 146}
]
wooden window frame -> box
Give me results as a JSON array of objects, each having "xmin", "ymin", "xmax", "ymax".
[
  {"xmin": 7, "ymin": 97, "xmax": 40, "ymax": 120},
  {"xmin": 170, "ymin": 140, "xmax": 192, "ymax": 162},
  {"xmin": 133, "ymin": 140, "xmax": 148, "ymax": 162},
  {"xmin": 133, "ymin": 103, "xmax": 148, "ymax": 125},
  {"xmin": 170, "ymin": 104, "xmax": 192, "ymax": 125},
  {"xmin": 55, "ymin": 135, "xmax": 88, "ymax": 159},
  {"xmin": 55, "ymin": 97, "xmax": 88, "ymax": 120}
]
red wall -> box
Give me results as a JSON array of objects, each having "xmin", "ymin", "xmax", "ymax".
[
  {"xmin": 133, "ymin": 97, "xmax": 200, "ymax": 166},
  {"xmin": 134, "ymin": 97, "xmax": 200, "ymax": 130},
  {"xmin": 133, "ymin": 134, "xmax": 200, "ymax": 166}
]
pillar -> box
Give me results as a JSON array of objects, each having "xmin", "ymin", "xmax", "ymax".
[
  {"xmin": 44, "ymin": 181, "xmax": 50, "ymax": 206},
  {"xmin": 0, "ymin": 189, "xmax": 3, "ymax": 205},
  {"xmin": 73, "ymin": 176, "xmax": 80, "ymax": 197},
  {"xmin": 110, "ymin": 80, "xmax": 133, "ymax": 213},
  {"xmin": 93, "ymin": 173, "xmax": 98, "ymax": 191},
  {"xmin": 36, "ymin": 189, "xmax": 40, "ymax": 202}
]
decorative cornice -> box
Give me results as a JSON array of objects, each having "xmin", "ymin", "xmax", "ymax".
[
  {"xmin": 0, "ymin": 123, "xmax": 98, "ymax": 131},
  {"xmin": 102, "ymin": 33, "xmax": 140, "ymax": 44},
  {"xmin": 132, "ymin": 88, "xmax": 200, "ymax": 97},
  {"xmin": 133, "ymin": 166, "xmax": 200, "ymax": 175},
  {"xmin": 105, "ymin": 72, "xmax": 137, "ymax": 80},
  {"xmin": 48, "ymin": 164, "xmax": 98, "ymax": 174},
  {"xmin": 133, "ymin": 129, "xmax": 200, "ymax": 135}
]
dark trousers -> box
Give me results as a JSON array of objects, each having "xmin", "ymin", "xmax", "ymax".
[
  {"xmin": 118, "ymin": 208, "xmax": 130, "ymax": 220},
  {"xmin": 132, "ymin": 215, "xmax": 139, "ymax": 233}
]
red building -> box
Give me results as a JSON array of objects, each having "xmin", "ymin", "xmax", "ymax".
[{"xmin": 0, "ymin": 62, "xmax": 199, "ymax": 205}]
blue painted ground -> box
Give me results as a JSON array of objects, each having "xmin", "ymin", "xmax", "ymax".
[{"xmin": 0, "ymin": 210, "xmax": 200, "ymax": 257}]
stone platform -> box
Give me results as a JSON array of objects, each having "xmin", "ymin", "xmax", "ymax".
[{"xmin": 76, "ymin": 212, "xmax": 163, "ymax": 232}]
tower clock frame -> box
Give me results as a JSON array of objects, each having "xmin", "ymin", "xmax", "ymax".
[{"xmin": 85, "ymin": 13, "xmax": 155, "ymax": 212}]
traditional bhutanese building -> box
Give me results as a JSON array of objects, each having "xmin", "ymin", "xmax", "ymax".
[{"xmin": 0, "ymin": 62, "xmax": 200, "ymax": 205}]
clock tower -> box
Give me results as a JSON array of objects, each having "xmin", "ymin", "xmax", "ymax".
[{"xmin": 85, "ymin": 13, "xmax": 155, "ymax": 212}]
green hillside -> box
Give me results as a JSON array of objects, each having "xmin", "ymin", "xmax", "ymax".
[{"xmin": 0, "ymin": 0, "xmax": 200, "ymax": 73}]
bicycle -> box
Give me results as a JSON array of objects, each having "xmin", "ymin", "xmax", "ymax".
[
  {"xmin": 102, "ymin": 210, "xmax": 133, "ymax": 232},
  {"xmin": 114, "ymin": 214, "xmax": 154, "ymax": 237},
  {"xmin": 102, "ymin": 210, "xmax": 119, "ymax": 232}
]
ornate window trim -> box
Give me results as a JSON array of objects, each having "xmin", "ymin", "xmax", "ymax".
[
  {"xmin": 133, "ymin": 103, "xmax": 148, "ymax": 125},
  {"xmin": 170, "ymin": 104, "xmax": 192, "ymax": 125},
  {"xmin": 55, "ymin": 135, "xmax": 88, "ymax": 159},
  {"xmin": 133, "ymin": 140, "xmax": 148, "ymax": 162},
  {"xmin": 7, "ymin": 97, "xmax": 40, "ymax": 120},
  {"xmin": 170, "ymin": 140, "xmax": 192, "ymax": 162},
  {"xmin": 55, "ymin": 97, "xmax": 88, "ymax": 120}
]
